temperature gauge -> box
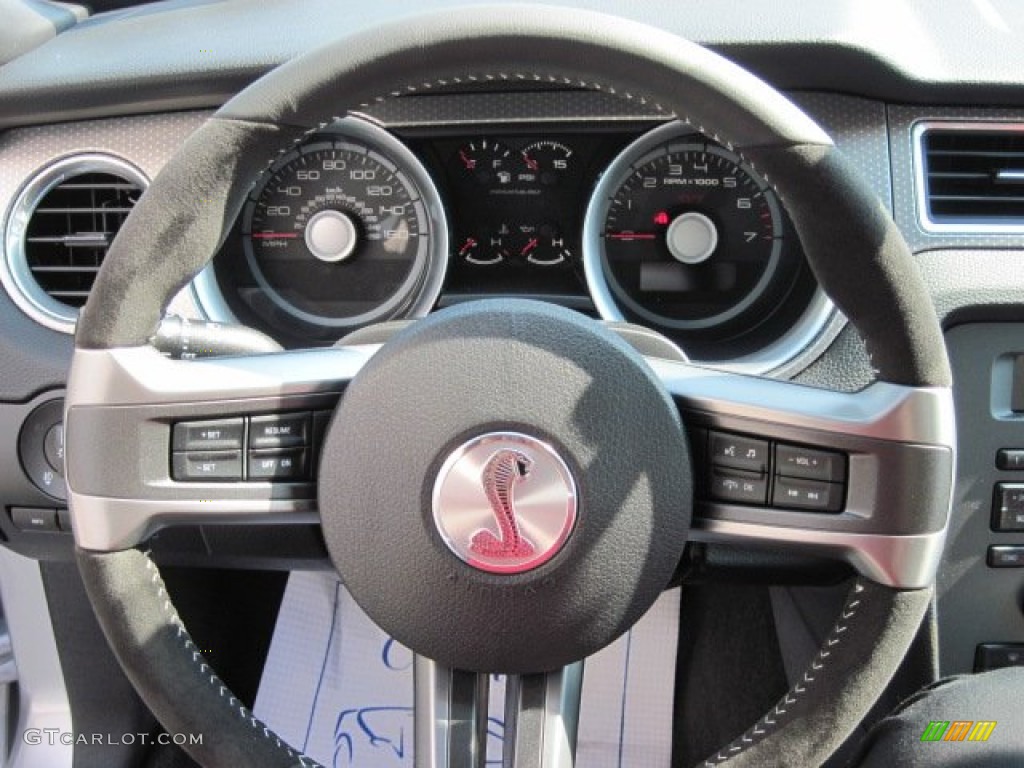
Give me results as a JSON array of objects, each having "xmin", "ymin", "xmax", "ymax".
[{"xmin": 457, "ymin": 228, "xmax": 509, "ymax": 265}]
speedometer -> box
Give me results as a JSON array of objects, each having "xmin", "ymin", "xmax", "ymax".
[
  {"xmin": 584, "ymin": 123, "xmax": 789, "ymax": 333},
  {"xmin": 242, "ymin": 118, "xmax": 447, "ymax": 333}
]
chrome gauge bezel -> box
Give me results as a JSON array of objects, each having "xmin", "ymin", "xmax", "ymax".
[
  {"xmin": 583, "ymin": 121, "xmax": 843, "ymax": 377},
  {"xmin": 231, "ymin": 117, "xmax": 448, "ymax": 333},
  {"xmin": 2, "ymin": 154, "xmax": 150, "ymax": 334},
  {"xmin": 595, "ymin": 139, "xmax": 784, "ymax": 331}
]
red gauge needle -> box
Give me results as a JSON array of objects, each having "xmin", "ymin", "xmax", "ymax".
[
  {"xmin": 606, "ymin": 232, "xmax": 657, "ymax": 241},
  {"xmin": 522, "ymin": 153, "xmax": 539, "ymax": 172},
  {"xmin": 251, "ymin": 232, "xmax": 299, "ymax": 239},
  {"xmin": 520, "ymin": 237, "xmax": 539, "ymax": 256},
  {"xmin": 459, "ymin": 237, "xmax": 478, "ymax": 255},
  {"xmin": 459, "ymin": 150, "xmax": 476, "ymax": 170}
]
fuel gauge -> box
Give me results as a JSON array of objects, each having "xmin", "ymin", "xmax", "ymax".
[{"xmin": 453, "ymin": 139, "xmax": 514, "ymax": 187}]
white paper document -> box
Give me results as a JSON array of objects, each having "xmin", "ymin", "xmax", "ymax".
[{"xmin": 256, "ymin": 572, "xmax": 679, "ymax": 767}]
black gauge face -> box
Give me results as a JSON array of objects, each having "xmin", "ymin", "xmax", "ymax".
[
  {"xmin": 519, "ymin": 140, "xmax": 573, "ymax": 186},
  {"xmin": 456, "ymin": 222, "xmax": 571, "ymax": 267},
  {"xmin": 243, "ymin": 136, "xmax": 437, "ymax": 329},
  {"xmin": 590, "ymin": 140, "xmax": 784, "ymax": 330},
  {"xmin": 452, "ymin": 139, "xmax": 513, "ymax": 186},
  {"xmin": 429, "ymin": 134, "xmax": 602, "ymax": 295},
  {"xmin": 513, "ymin": 223, "xmax": 572, "ymax": 265}
]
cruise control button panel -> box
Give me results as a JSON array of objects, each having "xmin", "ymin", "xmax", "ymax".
[
  {"xmin": 702, "ymin": 429, "xmax": 847, "ymax": 513},
  {"xmin": 171, "ymin": 411, "xmax": 323, "ymax": 482},
  {"xmin": 172, "ymin": 418, "xmax": 244, "ymax": 451}
]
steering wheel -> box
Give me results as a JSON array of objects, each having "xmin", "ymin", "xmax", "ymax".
[{"xmin": 64, "ymin": 6, "xmax": 955, "ymax": 768}]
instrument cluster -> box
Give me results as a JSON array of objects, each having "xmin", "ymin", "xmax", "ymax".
[
  {"xmin": 447, "ymin": 137, "xmax": 577, "ymax": 267},
  {"xmin": 416, "ymin": 130, "xmax": 629, "ymax": 301},
  {"xmin": 209, "ymin": 117, "xmax": 829, "ymax": 372}
]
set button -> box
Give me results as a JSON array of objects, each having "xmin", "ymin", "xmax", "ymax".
[
  {"xmin": 171, "ymin": 450, "xmax": 243, "ymax": 481},
  {"xmin": 172, "ymin": 418, "xmax": 244, "ymax": 452},
  {"xmin": 171, "ymin": 412, "xmax": 317, "ymax": 482}
]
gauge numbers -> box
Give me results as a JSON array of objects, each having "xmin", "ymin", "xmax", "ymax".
[
  {"xmin": 242, "ymin": 119, "xmax": 447, "ymax": 332},
  {"xmin": 585, "ymin": 126, "xmax": 785, "ymax": 331}
]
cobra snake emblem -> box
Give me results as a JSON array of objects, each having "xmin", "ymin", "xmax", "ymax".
[{"xmin": 470, "ymin": 449, "xmax": 536, "ymax": 559}]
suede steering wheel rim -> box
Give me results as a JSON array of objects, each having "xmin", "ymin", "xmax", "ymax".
[{"xmin": 66, "ymin": 6, "xmax": 954, "ymax": 768}]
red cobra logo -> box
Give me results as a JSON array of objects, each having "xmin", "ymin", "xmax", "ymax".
[
  {"xmin": 470, "ymin": 449, "xmax": 536, "ymax": 559},
  {"xmin": 432, "ymin": 431, "xmax": 577, "ymax": 574}
]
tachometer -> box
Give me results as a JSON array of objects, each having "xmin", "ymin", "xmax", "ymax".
[
  {"xmin": 584, "ymin": 123, "xmax": 785, "ymax": 331},
  {"xmin": 243, "ymin": 118, "xmax": 447, "ymax": 333}
]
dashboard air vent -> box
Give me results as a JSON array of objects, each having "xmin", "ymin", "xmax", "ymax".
[
  {"xmin": 2, "ymin": 155, "xmax": 148, "ymax": 333},
  {"xmin": 917, "ymin": 123, "xmax": 1024, "ymax": 232},
  {"xmin": 25, "ymin": 172, "xmax": 142, "ymax": 308}
]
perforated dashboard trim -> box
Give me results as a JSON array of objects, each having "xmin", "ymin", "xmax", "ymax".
[
  {"xmin": 359, "ymin": 88, "xmax": 664, "ymax": 126},
  {"xmin": 791, "ymin": 93, "xmax": 892, "ymax": 214}
]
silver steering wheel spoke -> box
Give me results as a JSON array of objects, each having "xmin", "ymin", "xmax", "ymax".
[
  {"xmin": 64, "ymin": 344, "xmax": 379, "ymax": 551},
  {"xmin": 650, "ymin": 357, "xmax": 956, "ymax": 589},
  {"xmin": 65, "ymin": 341, "xmax": 956, "ymax": 590},
  {"xmin": 414, "ymin": 657, "xmax": 582, "ymax": 768}
]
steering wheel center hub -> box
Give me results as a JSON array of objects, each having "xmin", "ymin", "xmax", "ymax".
[{"xmin": 317, "ymin": 299, "xmax": 692, "ymax": 672}]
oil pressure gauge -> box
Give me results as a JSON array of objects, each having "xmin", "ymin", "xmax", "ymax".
[{"xmin": 520, "ymin": 141, "xmax": 573, "ymax": 185}]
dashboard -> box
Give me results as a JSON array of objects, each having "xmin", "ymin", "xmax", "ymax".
[
  {"xmin": 2, "ymin": 9, "xmax": 1024, "ymax": 753},
  {"xmin": 4, "ymin": 85, "xmax": 1022, "ymax": 671}
]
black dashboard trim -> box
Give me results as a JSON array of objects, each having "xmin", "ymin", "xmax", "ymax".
[{"xmin": 4, "ymin": 0, "xmax": 1024, "ymax": 130}]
